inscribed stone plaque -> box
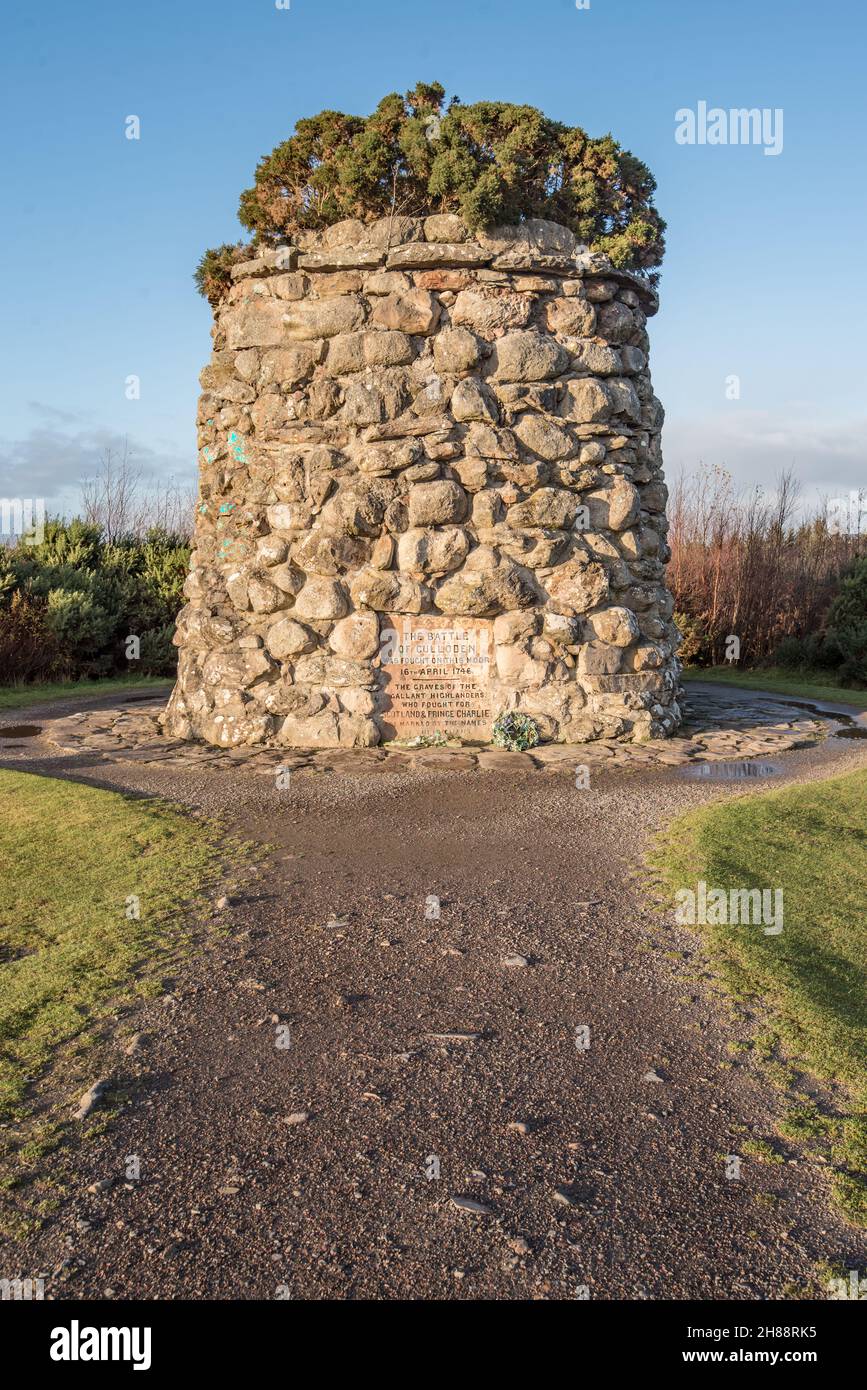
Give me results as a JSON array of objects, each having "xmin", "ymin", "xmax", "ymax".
[{"xmin": 379, "ymin": 615, "xmax": 494, "ymax": 742}]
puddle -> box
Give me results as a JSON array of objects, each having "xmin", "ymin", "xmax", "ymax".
[
  {"xmin": 681, "ymin": 760, "xmax": 781, "ymax": 781},
  {"xmin": 761, "ymin": 695, "xmax": 867, "ymax": 735},
  {"xmin": 699, "ymin": 692, "xmax": 867, "ymax": 745},
  {"xmin": 0, "ymin": 724, "xmax": 42, "ymax": 739}
]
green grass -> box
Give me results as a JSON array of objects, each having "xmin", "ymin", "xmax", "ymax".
[
  {"xmin": 0, "ymin": 674, "xmax": 171, "ymax": 710},
  {"xmin": 682, "ymin": 665, "xmax": 867, "ymax": 710},
  {"xmin": 0, "ymin": 769, "xmax": 222, "ymax": 1175},
  {"xmin": 742, "ymin": 1137, "xmax": 785, "ymax": 1165},
  {"xmin": 650, "ymin": 767, "xmax": 867, "ymax": 1224}
]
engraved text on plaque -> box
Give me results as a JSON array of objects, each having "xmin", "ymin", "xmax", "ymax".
[{"xmin": 379, "ymin": 615, "xmax": 494, "ymax": 742}]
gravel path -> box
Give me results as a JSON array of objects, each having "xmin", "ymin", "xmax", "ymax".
[{"xmin": 2, "ymin": 684, "xmax": 866, "ymax": 1300}]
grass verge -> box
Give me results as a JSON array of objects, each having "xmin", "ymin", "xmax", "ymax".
[
  {"xmin": 0, "ymin": 675, "xmax": 171, "ymax": 711},
  {"xmin": 0, "ymin": 769, "xmax": 224, "ymax": 1216},
  {"xmin": 649, "ymin": 767, "xmax": 867, "ymax": 1225},
  {"xmin": 681, "ymin": 665, "xmax": 867, "ymax": 710}
]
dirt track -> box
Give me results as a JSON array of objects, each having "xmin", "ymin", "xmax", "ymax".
[{"xmin": 2, "ymin": 685, "xmax": 866, "ymax": 1300}]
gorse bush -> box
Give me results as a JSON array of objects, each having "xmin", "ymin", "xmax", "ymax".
[
  {"xmin": 827, "ymin": 556, "xmax": 867, "ymax": 685},
  {"xmin": 774, "ymin": 556, "xmax": 867, "ymax": 686},
  {"xmin": 0, "ymin": 592, "xmax": 61, "ymax": 684},
  {"xmin": 827, "ymin": 553, "xmax": 867, "ymax": 631},
  {"xmin": 197, "ymin": 81, "xmax": 665, "ymax": 299},
  {"xmin": 672, "ymin": 610, "xmax": 711, "ymax": 666},
  {"xmin": 194, "ymin": 242, "xmax": 248, "ymax": 307},
  {"xmin": 0, "ymin": 520, "xmax": 189, "ymax": 684}
]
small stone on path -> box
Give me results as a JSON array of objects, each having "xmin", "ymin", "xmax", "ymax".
[
  {"xmin": 75, "ymin": 1079, "xmax": 111, "ymax": 1120},
  {"xmin": 450, "ymin": 1195, "xmax": 494, "ymax": 1216}
]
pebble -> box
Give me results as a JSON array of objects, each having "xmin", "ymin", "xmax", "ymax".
[
  {"xmin": 506, "ymin": 1121, "xmax": 531, "ymax": 1135},
  {"xmin": 74, "ymin": 1078, "xmax": 111, "ymax": 1120},
  {"xmin": 502, "ymin": 954, "xmax": 530, "ymax": 968},
  {"xmin": 450, "ymin": 1195, "xmax": 494, "ymax": 1216},
  {"xmin": 283, "ymin": 1111, "xmax": 310, "ymax": 1126}
]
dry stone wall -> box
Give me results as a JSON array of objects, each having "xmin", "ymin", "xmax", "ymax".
[{"xmin": 163, "ymin": 214, "xmax": 682, "ymax": 749}]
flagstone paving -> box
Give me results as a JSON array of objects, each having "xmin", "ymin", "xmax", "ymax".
[{"xmin": 6, "ymin": 680, "xmax": 851, "ymax": 780}]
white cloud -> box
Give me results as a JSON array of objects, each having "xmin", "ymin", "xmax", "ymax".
[
  {"xmin": 663, "ymin": 408, "xmax": 867, "ymax": 506},
  {"xmin": 0, "ymin": 411, "xmax": 194, "ymax": 517}
]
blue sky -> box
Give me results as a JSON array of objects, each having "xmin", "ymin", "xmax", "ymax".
[{"xmin": 2, "ymin": 0, "xmax": 865, "ymax": 515}]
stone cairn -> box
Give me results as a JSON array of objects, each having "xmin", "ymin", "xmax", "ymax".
[{"xmin": 163, "ymin": 214, "xmax": 682, "ymax": 749}]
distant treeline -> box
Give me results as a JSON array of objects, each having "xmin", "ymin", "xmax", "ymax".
[
  {"xmin": 2, "ymin": 456, "xmax": 865, "ymax": 691},
  {"xmin": 670, "ymin": 466, "xmax": 867, "ymax": 686}
]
